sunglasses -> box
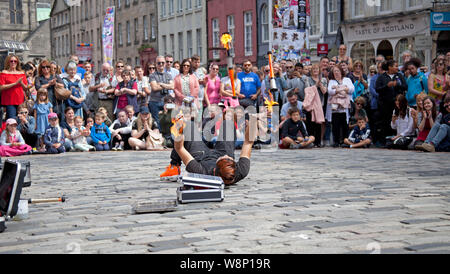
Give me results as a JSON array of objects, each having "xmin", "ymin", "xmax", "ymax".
[
  {"xmin": 148, "ymin": 67, "xmax": 156, "ymax": 70},
  {"xmin": 370, "ymin": 71, "xmax": 376, "ymax": 73},
  {"xmin": 286, "ymin": 66, "xmax": 294, "ymax": 69},
  {"xmin": 157, "ymin": 62, "xmax": 165, "ymax": 65},
  {"xmin": 166, "ymin": 61, "xmax": 173, "ymax": 64},
  {"xmin": 243, "ymin": 64, "xmax": 252, "ymax": 67},
  {"xmin": 212, "ymin": 68, "xmax": 219, "ymax": 71},
  {"xmin": 116, "ymin": 65, "xmax": 124, "ymax": 68},
  {"xmin": 19, "ymin": 111, "xmax": 28, "ymax": 114},
  {"xmin": 182, "ymin": 64, "xmax": 190, "ymax": 67},
  {"xmin": 10, "ymin": 60, "xmax": 18, "ymax": 63},
  {"xmin": 42, "ymin": 66, "xmax": 51, "ymax": 69},
  {"xmin": 265, "ymin": 70, "xmax": 270, "ymax": 73}
]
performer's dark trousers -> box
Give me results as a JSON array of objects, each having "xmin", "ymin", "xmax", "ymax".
[{"xmin": 170, "ymin": 121, "xmax": 236, "ymax": 166}]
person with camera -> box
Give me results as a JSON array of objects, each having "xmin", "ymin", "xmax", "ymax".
[
  {"xmin": 159, "ymin": 96, "xmax": 176, "ymax": 148},
  {"xmin": 149, "ymin": 56, "xmax": 174, "ymax": 131}
]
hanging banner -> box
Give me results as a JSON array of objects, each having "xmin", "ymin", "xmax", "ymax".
[
  {"xmin": 271, "ymin": 0, "xmax": 310, "ymax": 64},
  {"xmin": 76, "ymin": 43, "xmax": 93, "ymax": 61},
  {"xmin": 102, "ymin": 6, "xmax": 115, "ymax": 65}
]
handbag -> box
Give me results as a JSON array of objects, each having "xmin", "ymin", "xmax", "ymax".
[
  {"xmin": 54, "ymin": 85, "xmax": 71, "ymax": 100},
  {"xmin": 146, "ymin": 130, "xmax": 164, "ymax": 149}
]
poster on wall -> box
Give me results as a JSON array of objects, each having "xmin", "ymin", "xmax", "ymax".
[
  {"xmin": 76, "ymin": 44, "xmax": 93, "ymax": 62},
  {"xmin": 272, "ymin": 0, "xmax": 310, "ymax": 64},
  {"xmin": 102, "ymin": 7, "xmax": 115, "ymax": 65}
]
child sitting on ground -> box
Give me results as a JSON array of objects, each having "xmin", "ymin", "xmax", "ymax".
[
  {"xmin": 71, "ymin": 116, "xmax": 95, "ymax": 152},
  {"xmin": 280, "ymin": 108, "xmax": 315, "ymax": 149},
  {"xmin": 97, "ymin": 107, "xmax": 112, "ymax": 127},
  {"xmin": 0, "ymin": 119, "xmax": 33, "ymax": 157},
  {"xmin": 343, "ymin": 117, "xmax": 372, "ymax": 148},
  {"xmin": 109, "ymin": 110, "xmax": 132, "ymax": 151},
  {"xmin": 91, "ymin": 112, "xmax": 111, "ymax": 151},
  {"xmin": 44, "ymin": 113, "xmax": 65, "ymax": 154}
]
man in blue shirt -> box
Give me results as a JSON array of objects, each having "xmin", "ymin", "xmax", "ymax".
[
  {"xmin": 61, "ymin": 55, "xmax": 86, "ymax": 79},
  {"xmin": 237, "ymin": 60, "xmax": 261, "ymax": 107}
]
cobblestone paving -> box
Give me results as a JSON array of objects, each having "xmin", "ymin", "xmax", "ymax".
[{"xmin": 1, "ymin": 148, "xmax": 449, "ymax": 254}]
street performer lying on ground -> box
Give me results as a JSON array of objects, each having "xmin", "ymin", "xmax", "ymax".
[{"xmin": 160, "ymin": 110, "xmax": 256, "ymax": 185}]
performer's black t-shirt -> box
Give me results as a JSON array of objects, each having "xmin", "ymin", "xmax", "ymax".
[{"xmin": 186, "ymin": 157, "xmax": 251, "ymax": 184}]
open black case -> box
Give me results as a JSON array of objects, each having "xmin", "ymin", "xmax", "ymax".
[
  {"xmin": 177, "ymin": 172, "xmax": 224, "ymax": 204},
  {"xmin": 0, "ymin": 160, "xmax": 27, "ymax": 233}
]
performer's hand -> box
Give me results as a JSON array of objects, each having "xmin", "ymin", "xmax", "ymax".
[{"xmin": 174, "ymin": 133, "xmax": 184, "ymax": 151}]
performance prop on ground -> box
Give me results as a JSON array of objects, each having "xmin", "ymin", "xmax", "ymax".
[
  {"xmin": 177, "ymin": 172, "xmax": 224, "ymax": 204},
  {"xmin": 132, "ymin": 199, "xmax": 178, "ymax": 214}
]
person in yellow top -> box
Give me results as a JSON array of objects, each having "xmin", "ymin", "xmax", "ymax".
[{"xmin": 428, "ymin": 58, "xmax": 449, "ymax": 105}]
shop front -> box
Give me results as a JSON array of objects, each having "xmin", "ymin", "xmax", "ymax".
[
  {"xmin": 0, "ymin": 40, "xmax": 30, "ymax": 70},
  {"xmin": 341, "ymin": 10, "xmax": 431, "ymax": 72}
]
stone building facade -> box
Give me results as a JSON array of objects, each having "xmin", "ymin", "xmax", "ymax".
[{"xmin": 158, "ymin": 0, "xmax": 207, "ymax": 64}]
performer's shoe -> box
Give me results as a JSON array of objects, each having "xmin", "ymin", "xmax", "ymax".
[{"xmin": 160, "ymin": 164, "xmax": 181, "ymax": 182}]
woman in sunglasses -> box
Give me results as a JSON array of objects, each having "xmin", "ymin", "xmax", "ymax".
[
  {"xmin": 35, "ymin": 59, "xmax": 64, "ymax": 108},
  {"xmin": 0, "ymin": 55, "xmax": 31, "ymax": 119},
  {"xmin": 428, "ymin": 58, "xmax": 448, "ymax": 106}
]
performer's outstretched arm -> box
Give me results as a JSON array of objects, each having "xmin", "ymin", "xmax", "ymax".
[
  {"xmin": 173, "ymin": 134, "xmax": 194, "ymax": 167},
  {"xmin": 240, "ymin": 117, "xmax": 257, "ymax": 159}
]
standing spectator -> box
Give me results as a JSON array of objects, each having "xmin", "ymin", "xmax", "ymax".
[
  {"xmin": 164, "ymin": 54, "xmax": 180, "ymax": 80},
  {"xmin": 327, "ymin": 65, "xmax": 354, "ymax": 147},
  {"xmin": 220, "ymin": 68, "xmax": 241, "ymax": 109},
  {"xmin": 124, "ymin": 64, "xmax": 135, "ymax": 80},
  {"xmin": 191, "ymin": 55, "xmax": 207, "ymax": 117},
  {"xmin": 91, "ymin": 63, "xmax": 115, "ymax": 122},
  {"xmin": 375, "ymin": 60, "xmax": 407, "ymax": 145},
  {"xmin": 16, "ymin": 104, "xmax": 38, "ymax": 148},
  {"xmin": 237, "ymin": 60, "xmax": 261, "ymax": 107},
  {"xmin": 405, "ymin": 58, "xmax": 428, "ymax": 107},
  {"xmin": 62, "ymin": 61, "xmax": 86, "ymax": 119},
  {"xmin": 173, "ymin": 61, "xmax": 181, "ymax": 71},
  {"xmin": 351, "ymin": 60, "xmax": 368, "ymax": 101},
  {"xmin": 0, "ymin": 55, "xmax": 29, "ymax": 120},
  {"xmin": 145, "ymin": 62, "xmax": 156, "ymax": 77},
  {"xmin": 174, "ymin": 59, "xmax": 200, "ymax": 107},
  {"xmin": 368, "ymin": 65, "xmax": 377, "ymax": 85},
  {"xmin": 23, "ymin": 63, "xmax": 37, "ymax": 103},
  {"xmin": 82, "ymin": 71, "xmax": 94, "ymax": 117},
  {"xmin": 286, "ymin": 70, "xmax": 306, "ymax": 102},
  {"xmin": 280, "ymin": 90, "xmax": 303, "ymax": 122},
  {"xmin": 369, "ymin": 62, "xmax": 383, "ymax": 147},
  {"xmin": 111, "ymin": 60, "xmax": 124, "ymax": 89},
  {"xmin": 83, "ymin": 62, "xmax": 95, "ymax": 85},
  {"xmin": 33, "ymin": 89, "xmax": 53, "ymax": 148},
  {"xmin": 428, "ymin": 58, "xmax": 448, "ymax": 106},
  {"xmin": 135, "ymin": 66, "xmax": 151, "ymax": 108},
  {"xmin": 335, "ymin": 44, "xmax": 353, "ymax": 70},
  {"xmin": 339, "ymin": 61, "xmax": 353, "ymax": 83},
  {"xmin": 204, "ymin": 63, "xmax": 221, "ymax": 107},
  {"xmin": 35, "ymin": 60, "xmax": 64, "ymax": 110},
  {"xmin": 113, "ymin": 69, "xmax": 138, "ymax": 116},
  {"xmin": 61, "ymin": 55, "xmax": 86, "ymax": 79},
  {"xmin": 399, "ymin": 50, "xmax": 413, "ymax": 76},
  {"xmin": 149, "ymin": 56, "xmax": 174, "ymax": 130}
]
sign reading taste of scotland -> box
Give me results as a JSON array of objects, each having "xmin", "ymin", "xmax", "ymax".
[{"xmin": 431, "ymin": 12, "xmax": 450, "ymax": 31}]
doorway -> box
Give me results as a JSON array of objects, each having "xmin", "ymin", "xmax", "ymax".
[{"xmin": 377, "ymin": 40, "xmax": 394, "ymax": 60}]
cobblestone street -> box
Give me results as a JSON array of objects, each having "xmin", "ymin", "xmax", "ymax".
[{"xmin": 0, "ymin": 148, "xmax": 449, "ymax": 254}]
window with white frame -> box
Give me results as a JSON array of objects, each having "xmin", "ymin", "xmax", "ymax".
[
  {"xmin": 178, "ymin": 0, "xmax": 183, "ymax": 12},
  {"xmin": 126, "ymin": 20, "xmax": 131, "ymax": 44},
  {"xmin": 118, "ymin": 23, "xmax": 123, "ymax": 45},
  {"xmin": 168, "ymin": 0, "xmax": 174, "ymax": 15},
  {"xmin": 212, "ymin": 18, "xmax": 220, "ymax": 59},
  {"xmin": 408, "ymin": 0, "xmax": 423, "ymax": 7},
  {"xmin": 379, "ymin": 0, "xmax": 392, "ymax": 13},
  {"xmin": 161, "ymin": 0, "xmax": 166, "ymax": 18},
  {"xmin": 352, "ymin": 0, "xmax": 364, "ymax": 17},
  {"xmin": 261, "ymin": 5, "xmax": 269, "ymax": 43},
  {"xmin": 310, "ymin": 0, "xmax": 320, "ymax": 36},
  {"xmin": 187, "ymin": 31, "xmax": 193, "ymax": 57},
  {"xmin": 194, "ymin": 0, "xmax": 201, "ymax": 8},
  {"xmin": 227, "ymin": 15, "xmax": 235, "ymax": 56},
  {"xmin": 196, "ymin": 28, "xmax": 202, "ymax": 56},
  {"xmin": 143, "ymin": 16, "xmax": 148, "ymax": 40},
  {"xmin": 134, "ymin": 18, "xmax": 139, "ymax": 42},
  {"xmin": 170, "ymin": 34, "xmax": 175, "ymax": 57},
  {"xmin": 178, "ymin": 32, "xmax": 184, "ymax": 60},
  {"xmin": 328, "ymin": 0, "xmax": 338, "ymax": 34},
  {"xmin": 186, "ymin": 0, "xmax": 192, "ymax": 10},
  {"xmin": 244, "ymin": 11, "xmax": 253, "ymax": 56},
  {"xmin": 162, "ymin": 35, "xmax": 167, "ymax": 55},
  {"xmin": 150, "ymin": 14, "xmax": 156, "ymax": 40}
]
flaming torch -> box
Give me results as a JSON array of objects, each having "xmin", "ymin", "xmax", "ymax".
[
  {"xmin": 265, "ymin": 51, "xmax": 279, "ymax": 112},
  {"xmin": 221, "ymin": 33, "xmax": 237, "ymax": 98}
]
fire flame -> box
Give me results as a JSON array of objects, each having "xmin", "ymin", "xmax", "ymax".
[
  {"xmin": 170, "ymin": 110, "xmax": 185, "ymax": 138},
  {"xmin": 264, "ymin": 91, "xmax": 278, "ymax": 113},
  {"xmin": 221, "ymin": 33, "xmax": 232, "ymax": 51}
]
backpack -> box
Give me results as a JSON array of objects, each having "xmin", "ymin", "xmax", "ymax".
[{"xmin": 64, "ymin": 78, "xmax": 83, "ymax": 109}]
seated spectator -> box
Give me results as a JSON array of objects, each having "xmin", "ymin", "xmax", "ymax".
[
  {"xmin": 386, "ymin": 94, "xmax": 415, "ymax": 149},
  {"xmin": 416, "ymin": 96, "xmax": 450, "ymax": 152},
  {"xmin": 411, "ymin": 92, "xmax": 427, "ymax": 130},
  {"xmin": 128, "ymin": 106, "xmax": 164, "ymax": 150},
  {"xmin": 90, "ymin": 112, "xmax": 111, "ymax": 151},
  {"xmin": 109, "ymin": 110, "xmax": 132, "ymax": 151},
  {"xmin": 60, "ymin": 107, "xmax": 75, "ymax": 152},
  {"xmin": 414, "ymin": 96, "xmax": 438, "ymax": 148},
  {"xmin": 349, "ymin": 96, "xmax": 368, "ymax": 130},
  {"xmin": 0, "ymin": 119, "xmax": 32, "ymax": 157},
  {"xmin": 71, "ymin": 116, "xmax": 94, "ymax": 152},
  {"xmin": 16, "ymin": 104, "xmax": 38, "ymax": 149},
  {"xmin": 280, "ymin": 108, "xmax": 315, "ymax": 149},
  {"xmin": 97, "ymin": 107, "xmax": 112, "ymax": 127},
  {"xmin": 124, "ymin": 105, "xmax": 137, "ymax": 124},
  {"xmin": 44, "ymin": 113, "xmax": 65, "ymax": 154},
  {"xmin": 281, "ymin": 90, "xmax": 303, "ymax": 122},
  {"xmin": 343, "ymin": 117, "xmax": 371, "ymax": 148}
]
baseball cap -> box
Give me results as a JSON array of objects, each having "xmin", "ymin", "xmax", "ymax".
[
  {"xmin": 139, "ymin": 106, "xmax": 150, "ymax": 114},
  {"xmin": 6, "ymin": 118, "xmax": 18, "ymax": 125}
]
